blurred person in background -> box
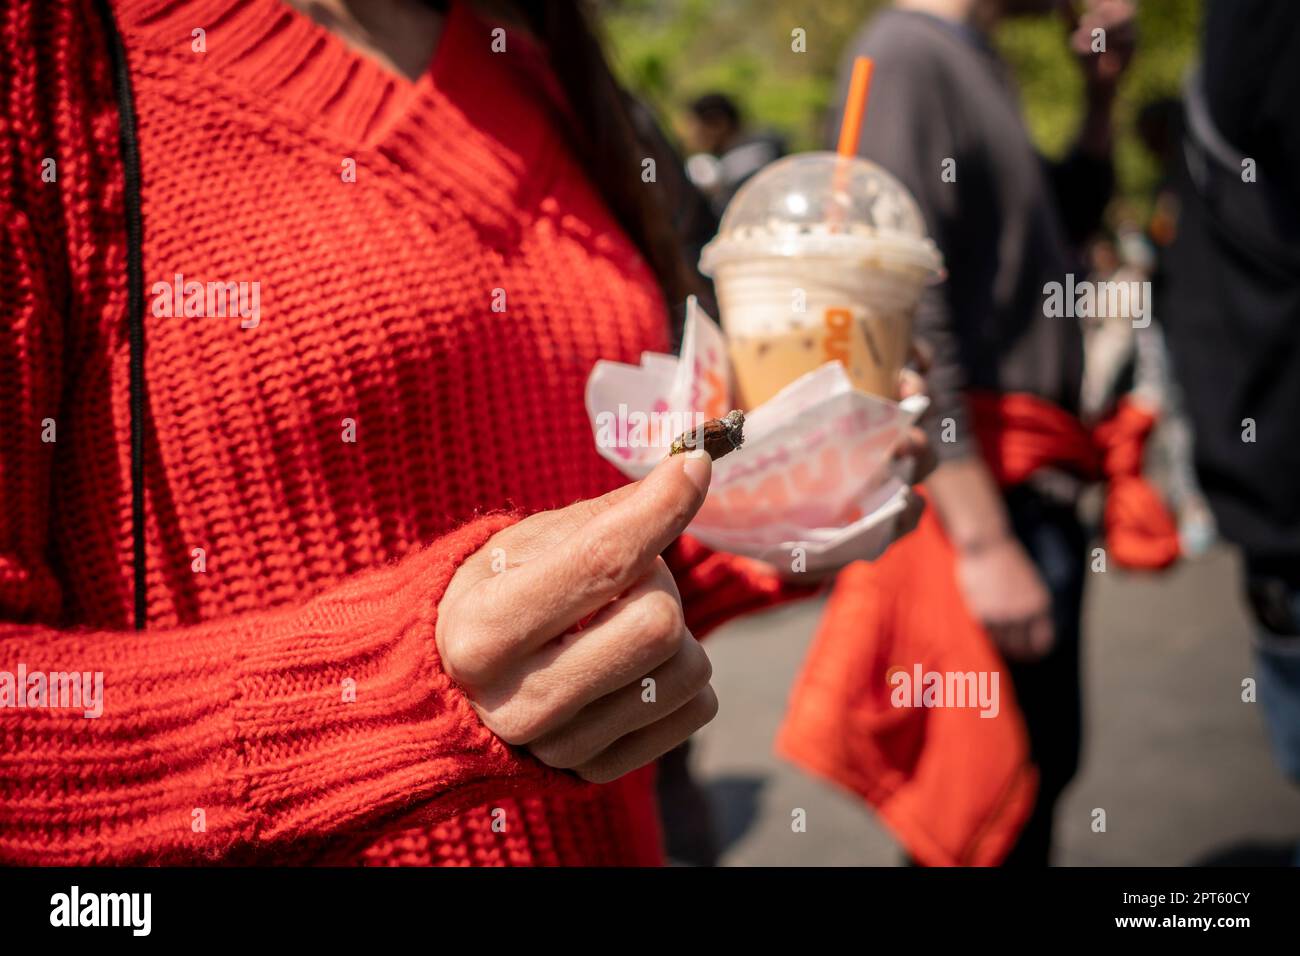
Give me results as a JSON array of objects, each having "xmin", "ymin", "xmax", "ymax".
[
  {"xmin": 1121, "ymin": 97, "xmax": 1220, "ymax": 557},
  {"xmin": 1078, "ymin": 223, "xmax": 1215, "ymax": 558},
  {"xmin": 829, "ymin": 0, "xmax": 1136, "ymax": 864},
  {"xmin": 1160, "ymin": 0, "xmax": 1300, "ymax": 839},
  {"xmin": 1136, "ymin": 96, "xmax": 1184, "ymax": 252},
  {"xmin": 683, "ymin": 92, "xmax": 787, "ymax": 217}
]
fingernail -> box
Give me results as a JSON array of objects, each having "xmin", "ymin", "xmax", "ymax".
[{"xmin": 681, "ymin": 448, "xmax": 712, "ymax": 494}]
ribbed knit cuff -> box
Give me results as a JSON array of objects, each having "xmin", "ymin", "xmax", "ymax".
[{"xmin": 227, "ymin": 512, "xmax": 578, "ymax": 852}]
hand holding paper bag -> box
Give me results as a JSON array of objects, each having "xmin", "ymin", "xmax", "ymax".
[{"xmin": 585, "ymin": 298, "xmax": 930, "ymax": 574}]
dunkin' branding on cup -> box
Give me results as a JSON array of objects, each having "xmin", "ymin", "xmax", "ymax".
[{"xmin": 700, "ymin": 153, "xmax": 943, "ymax": 409}]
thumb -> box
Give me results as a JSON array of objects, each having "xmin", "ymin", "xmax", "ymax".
[
  {"xmin": 568, "ymin": 451, "xmax": 713, "ymax": 567},
  {"xmin": 505, "ymin": 452, "xmax": 712, "ymax": 567}
]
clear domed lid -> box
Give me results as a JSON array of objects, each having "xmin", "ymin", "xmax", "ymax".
[{"xmin": 699, "ymin": 151, "xmax": 943, "ymax": 280}]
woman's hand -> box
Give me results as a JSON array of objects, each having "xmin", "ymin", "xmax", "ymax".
[
  {"xmin": 435, "ymin": 453, "xmax": 717, "ymax": 784},
  {"xmin": 891, "ymin": 345, "xmax": 938, "ymax": 537},
  {"xmin": 775, "ymin": 352, "xmax": 939, "ymax": 583}
]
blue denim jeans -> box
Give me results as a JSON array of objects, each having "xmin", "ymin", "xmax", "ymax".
[
  {"xmin": 999, "ymin": 486, "xmax": 1088, "ymax": 866},
  {"xmin": 1251, "ymin": 585, "xmax": 1300, "ymax": 784}
]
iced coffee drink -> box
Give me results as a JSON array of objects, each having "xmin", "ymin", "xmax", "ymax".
[{"xmin": 699, "ymin": 153, "xmax": 943, "ymax": 408}]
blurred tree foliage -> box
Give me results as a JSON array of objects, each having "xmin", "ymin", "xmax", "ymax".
[{"xmin": 599, "ymin": 0, "xmax": 1202, "ymax": 220}]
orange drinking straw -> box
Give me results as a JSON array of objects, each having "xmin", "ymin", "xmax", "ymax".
[
  {"xmin": 836, "ymin": 56, "xmax": 875, "ymax": 157},
  {"xmin": 830, "ymin": 56, "xmax": 874, "ymax": 227}
]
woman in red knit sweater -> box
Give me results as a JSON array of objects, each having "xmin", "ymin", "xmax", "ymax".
[{"xmin": 0, "ymin": 0, "xmax": 929, "ymax": 865}]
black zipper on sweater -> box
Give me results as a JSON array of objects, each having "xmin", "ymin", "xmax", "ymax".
[{"xmin": 92, "ymin": 0, "xmax": 149, "ymax": 630}]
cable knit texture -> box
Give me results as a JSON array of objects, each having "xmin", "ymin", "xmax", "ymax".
[{"xmin": 0, "ymin": 0, "xmax": 804, "ymax": 865}]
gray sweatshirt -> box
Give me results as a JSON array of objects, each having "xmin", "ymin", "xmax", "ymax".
[{"xmin": 828, "ymin": 9, "xmax": 1111, "ymax": 459}]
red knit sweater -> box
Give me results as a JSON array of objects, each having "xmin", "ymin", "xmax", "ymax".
[{"xmin": 0, "ymin": 0, "xmax": 802, "ymax": 865}]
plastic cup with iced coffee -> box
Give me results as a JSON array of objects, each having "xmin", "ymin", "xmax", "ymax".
[{"xmin": 699, "ymin": 151, "xmax": 944, "ymax": 409}]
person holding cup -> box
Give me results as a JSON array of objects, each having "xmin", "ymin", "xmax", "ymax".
[{"xmin": 829, "ymin": 0, "xmax": 1137, "ymax": 864}]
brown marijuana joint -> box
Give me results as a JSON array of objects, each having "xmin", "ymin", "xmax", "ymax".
[{"xmin": 669, "ymin": 410, "xmax": 745, "ymax": 461}]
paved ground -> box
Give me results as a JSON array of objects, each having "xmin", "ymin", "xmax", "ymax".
[{"xmin": 694, "ymin": 543, "xmax": 1300, "ymax": 865}]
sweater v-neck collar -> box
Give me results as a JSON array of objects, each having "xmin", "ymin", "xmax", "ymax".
[
  {"xmin": 120, "ymin": 0, "xmax": 556, "ymax": 240},
  {"xmin": 122, "ymin": 0, "xmax": 462, "ymax": 146}
]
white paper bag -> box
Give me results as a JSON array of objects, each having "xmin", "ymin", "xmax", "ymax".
[{"xmin": 585, "ymin": 298, "xmax": 927, "ymax": 572}]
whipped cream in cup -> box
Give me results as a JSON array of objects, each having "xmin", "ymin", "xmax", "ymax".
[{"xmin": 700, "ymin": 152, "xmax": 944, "ymax": 408}]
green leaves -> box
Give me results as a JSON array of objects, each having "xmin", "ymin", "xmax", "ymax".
[{"xmin": 601, "ymin": 0, "xmax": 1203, "ymax": 214}]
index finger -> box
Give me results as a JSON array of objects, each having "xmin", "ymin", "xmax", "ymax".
[{"xmin": 478, "ymin": 451, "xmax": 712, "ymax": 648}]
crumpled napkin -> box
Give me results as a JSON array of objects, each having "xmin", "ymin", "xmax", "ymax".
[{"xmin": 585, "ymin": 297, "xmax": 927, "ymax": 572}]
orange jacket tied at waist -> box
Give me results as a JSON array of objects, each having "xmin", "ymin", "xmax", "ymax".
[{"xmin": 777, "ymin": 392, "xmax": 1179, "ymax": 866}]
